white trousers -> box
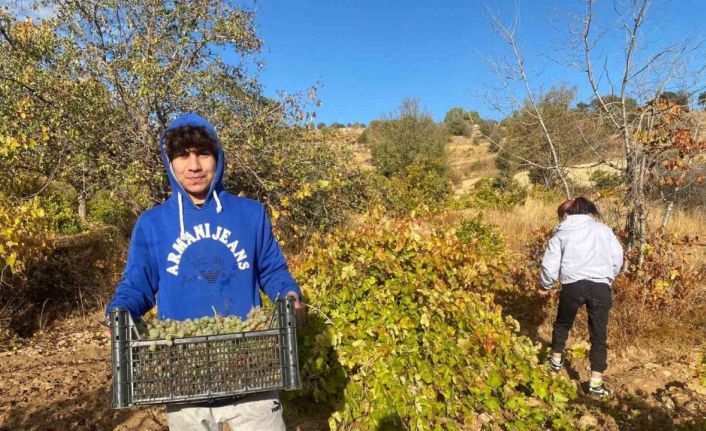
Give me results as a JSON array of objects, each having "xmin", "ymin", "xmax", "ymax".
[{"xmin": 165, "ymin": 391, "xmax": 285, "ymax": 431}]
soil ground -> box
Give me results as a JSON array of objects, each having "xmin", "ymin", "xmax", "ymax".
[
  {"xmin": 2, "ymin": 306, "xmax": 706, "ymax": 430},
  {"xmin": 528, "ymin": 303, "xmax": 706, "ymax": 431}
]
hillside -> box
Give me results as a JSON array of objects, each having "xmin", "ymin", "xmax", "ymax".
[
  {"xmin": 351, "ymin": 132, "xmax": 500, "ymax": 194},
  {"xmin": 353, "ymin": 132, "xmax": 626, "ymax": 193},
  {"xmin": 447, "ymin": 136, "xmax": 499, "ymax": 194}
]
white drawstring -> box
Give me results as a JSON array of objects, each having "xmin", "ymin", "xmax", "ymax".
[
  {"xmin": 177, "ymin": 193, "xmax": 185, "ymax": 237},
  {"xmin": 213, "ymin": 190, "xmax": 223, "ymax": 214},
  {"xmin": 177, "ymin": 188, "xmax": 221, "ymax": 237}
]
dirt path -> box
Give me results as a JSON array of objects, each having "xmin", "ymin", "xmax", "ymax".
[
  {"xmin": 521, "ymin": 301, "xmax": 706, "ymax": 430},
  {"xmin": 547, "ymin": 342, "xmax": 706, "ymax": 430},
  {"xmin": 0, "ymin": 314, "xmax": 166, "ymax": 431}
]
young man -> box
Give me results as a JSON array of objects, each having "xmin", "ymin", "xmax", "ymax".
[
  {"xmin": 105, "ymin": 113, "xmax": 302, "ymax": 430},
  {"xmin": 538, "ymin": 197, "xmax": 623, "ymax": 398}
]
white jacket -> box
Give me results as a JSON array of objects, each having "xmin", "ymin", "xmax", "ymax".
[{"xmin": 540, "ymin": 214, "xmax": 624, "ymax": 290}]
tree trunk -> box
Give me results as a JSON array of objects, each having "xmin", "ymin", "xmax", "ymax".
[
  {"xmin": 78, "ymin": 195, "xmax": 87, "ymax": 220},
  {"xmin": 660, "ymin": 185, "xmax": 679, "ymax": 230},
  {"xmin": 661, "ymin": 200, "xmax": 675, "ymax": 230},
  {"xmin": 78, "ymin": 163, "xmax": 88, "ymax": 220},
  {"xmin": 623, "ymin": 150, "xmax": 648, "ymax": 266},
  {"xmin": 624, "ymin": 156, "xmax": 639, "ymax": 252}
]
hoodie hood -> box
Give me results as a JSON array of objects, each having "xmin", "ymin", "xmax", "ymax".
[
  {"xmin": 557, "ymin": 214, "xmax": 595, "ymax": 232},
  {"xmin": 160, "ymin": 113, "xmax": 225, "ymax": 236}
]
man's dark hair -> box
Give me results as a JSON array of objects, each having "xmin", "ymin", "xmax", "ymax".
[
  {"xmin": 566, "ymin": 196, "xmax": 599, "ymax": 217},
  {"xmin": 164, "ymin": 126, "xmax": 218, "ymax": 161}
]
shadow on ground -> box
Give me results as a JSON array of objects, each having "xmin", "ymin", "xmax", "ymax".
[
  {"xmin": 580, "ymin": 389, "xmax": 706, "ymax": 431},
  {"xmin": 0, "ymin": 385, "xmax": 164, "ymax": 431},
  {"xmin": 282, "ymin": 311, "xmax": 346, "ymax": 431},
  {"xmin": 493, "ymin": 287, "xmax": 554, "ymax": 343},
  {"xmin": 7, "ymin": 227, "xmax": 127, "ymax": 338}
]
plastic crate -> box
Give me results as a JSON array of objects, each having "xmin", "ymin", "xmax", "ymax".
[{"xmin": 110, "ymin": 297, "xmax": 300, "ymax": 408}]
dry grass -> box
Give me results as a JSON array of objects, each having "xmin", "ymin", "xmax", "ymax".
[
  {"xmin": 352, "ymin": 143, "xmax": 372, "ymax": 170},
  {"xmin": 436, "ymin": 199, "xmax": 558, "ymax": 252},
  {"xmin": 481, "ymin": 199, "xmax": 557, "ymax": 251},
  {"xmin": 651, "ymin": 207, "xmax": 706, "ymax": 238},
  {"xmin": 478, "ymin": 196, "xmax": 706, "ymax": 254},
  {"xmin": 448, "ymin": 137, "xmax": 499, "ymax": 194},
  {"xmin": 513, "ymin": 159, "xmax": 625, "ymax": 188}
]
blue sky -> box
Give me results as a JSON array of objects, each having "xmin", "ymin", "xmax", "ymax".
[
  {"xmin": 5, "ymin": 0, "xmax": 704, "ymax": 125},
  {"xmin": 255, "ymin": 0, "xmax": 706, "ymax": 125}
]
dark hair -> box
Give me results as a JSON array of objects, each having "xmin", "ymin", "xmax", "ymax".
[
  {"xmin": 557, "ymin": 199, "xmax": 574, "ymax": 219},
  {"xmin": 163, "ymin": 126, "xmax": 218, "ymax": 161},
  {"xmin": 559, "ymin": 196, "xmax": 599, "ymax": 218}
]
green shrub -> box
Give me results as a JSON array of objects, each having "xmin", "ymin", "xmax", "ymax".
[
  {"xmin": 44, "ymin": 194, "xmax": 84, "ymax": 235},
  {"xmin": 444, "ymin": 107, "xmax": 472, "ymax": 136},
  {"xmin": 444, "ymin": 108, "xmax": 491, "ymax": 139},
  {"xmin": 590, "ymin": 170, "xmax": 622, "ymax": 191},
  {"xmin": 356, "ymin": 129, "xmax": 369, "ymax": 144},
  {"xmin": 453, "ymin": 177, "xmax": 528, "ymax": 210},
  {"xmin": 88, "ymin": 190, "xmax": 138, "ymax": 235},
  {"xmin": 292, "ymin": 211, "xmax": 577, "ymax": 430},
  {"xmin": 528, "ymin": 186, "xmax": 565, "ymax": 205},
  {"xmin": 362, "ymin": 99, "xmax": 452, "ymax": 216},
  {"xmin": 456, "ymin": 214, "xmax": 506, "ymax": 256},
  {"xmin": 5, "ymin": 177, "xmax": 84, "ymax": 235},
  {"xmin": 368, "ymin": 98, "xmax": 449, "ymax": 178},
  {"xmin": 363, "ymin": 158, "xmax": 453, "ymax": 216}
]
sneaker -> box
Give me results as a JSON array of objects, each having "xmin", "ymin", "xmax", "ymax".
[
  {"xmin": 588, "ymin": 382, "xmax": 612, "ymax": 398},
  {"xmin": 547, "ymin": 356, "xmax": 564, "ymax": 372}
]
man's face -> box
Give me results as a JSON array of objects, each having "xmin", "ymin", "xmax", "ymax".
[{"xmin": 171, "ymin": 148, "xmax": 217, "ymax": 204}]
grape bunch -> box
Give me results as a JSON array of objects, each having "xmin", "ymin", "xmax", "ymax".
[{"xmin": 137, "ymin": 307, "xmax": 272, "ymax": 348}]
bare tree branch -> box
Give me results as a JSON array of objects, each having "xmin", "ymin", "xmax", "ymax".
[{"xmin": 486, "ymin": 5, "xmax": 572, "ymax": 198}]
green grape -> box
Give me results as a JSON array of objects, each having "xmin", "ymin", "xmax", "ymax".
[{"xmin": 139, "ymin": 306, "xmax": 274, "ymax": 343}]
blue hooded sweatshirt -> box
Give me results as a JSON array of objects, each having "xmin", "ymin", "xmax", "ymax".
[{"xmin": 106, "ymin": 113, "xmax": 301, "ymax": 320}]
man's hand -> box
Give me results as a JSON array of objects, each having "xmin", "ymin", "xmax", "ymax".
[{"xmin": 286, "ymin": 291, "xmax": 304, "ymax": 329}]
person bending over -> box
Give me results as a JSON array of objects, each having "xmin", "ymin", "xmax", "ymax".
[{"xmin": 538, "ymin": 197, "xmax": 623, "ymax": 397}]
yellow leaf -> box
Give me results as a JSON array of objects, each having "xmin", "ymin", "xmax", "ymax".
[{"xmin": 6, "ymin": 253, "xmax": 16, "ymax": 269}]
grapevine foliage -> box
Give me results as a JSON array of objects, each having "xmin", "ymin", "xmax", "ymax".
[{"xmin": 293, "ymin": 210, "xmax": 577, "ymax": 430}]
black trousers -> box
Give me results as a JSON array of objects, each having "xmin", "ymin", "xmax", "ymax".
[{"xmin": 551, "ymin": 280, "xmax": 612, "ymax": 372}]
